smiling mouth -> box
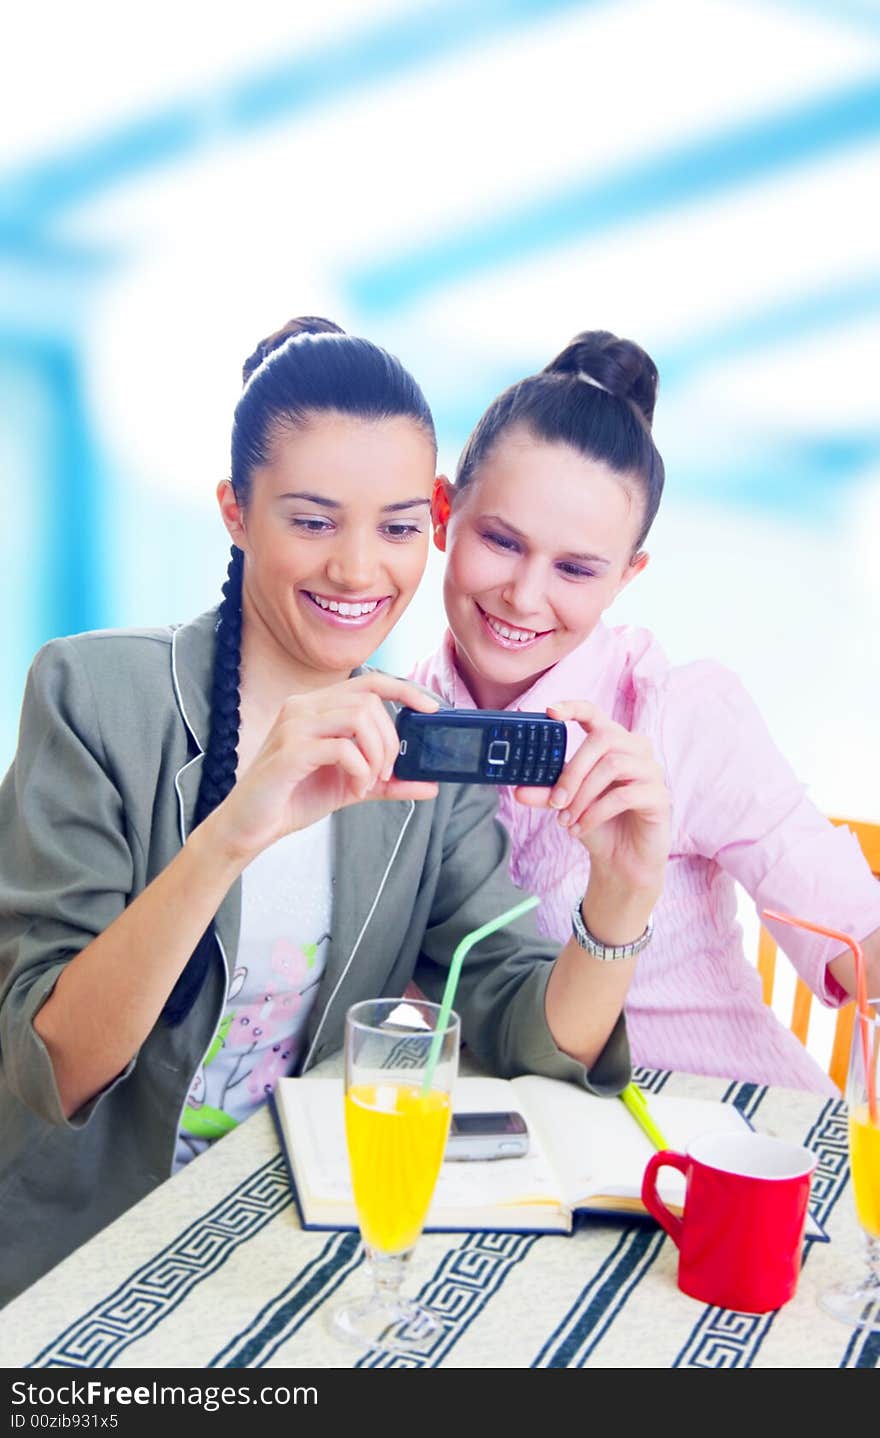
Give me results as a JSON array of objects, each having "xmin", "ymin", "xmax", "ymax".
[
  {"xmin": 477, "ymin": 603, "xmax": 551, "ymax": 648},
  {"xmin": 303, "ymin": 591, "xmax": 392, "ymax": 624}
]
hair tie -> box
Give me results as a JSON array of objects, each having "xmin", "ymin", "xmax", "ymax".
[{"xmin": 575, "ymin": 370, "xmax": 611, "ymax": 394}]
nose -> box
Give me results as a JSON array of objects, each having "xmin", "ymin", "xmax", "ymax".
[
  {"xmin": 500, "ymin": 557, "xmax": 545, "ymax": 619},
  {"xmin": 324, "ymin": 529, "xmax": 382, "ymax": 593}
]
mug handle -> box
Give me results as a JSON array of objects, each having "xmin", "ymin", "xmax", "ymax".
[{"xmin": 641, "ymin": 1149, "xmax": 688, "ymax": 1247}]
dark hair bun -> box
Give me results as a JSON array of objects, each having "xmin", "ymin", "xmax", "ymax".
[
  {"xmin": 241, "ymin": 316, "xmax": 346, "ymax": 385},
  {"xmin": 543, "ymin": 329, "xmax": 659, "ymax": 426}
]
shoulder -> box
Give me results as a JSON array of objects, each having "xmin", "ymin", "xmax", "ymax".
[
  {"xmin": 652, "ymin": 658, "xmax": 778, "ymax": 780},
  {"xmin": 656, "ymin": 659, "xmax": 800, "ymax": 842},
  {"xmin": 658, "ymin": 658, "xmax": 766, "ymax": 733},
  {"xmin": 22, "ymin": 624, "xmax": 188, "ymax": 757},
  {"xmin": 33, "ymin": 622, "xmax": 175, "ymax": 668},
  {"xmin": 29, "ymin": 623, "xmax": 175, "ymax": 699}
]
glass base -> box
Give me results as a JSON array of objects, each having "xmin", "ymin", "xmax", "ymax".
[
  {"xmin": 819, "ymin": 1233, "xmax": 880, "ymax": 1332},
  {"xmin": 819, "ymin": 1276, "xmax": 880, "ymax": 1333},
  {"xmin": 327, "ymin": 1245, "xmax": 443, "ymax": 1359},
  {"xmin": 327, "ymin": 1292, "xmax": 443, "ymax": 1357}
]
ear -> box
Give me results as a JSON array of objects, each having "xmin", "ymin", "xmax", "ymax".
[
  {"xmin": 216, "ymin": 479, "xmax": 248, "ymax": 549},
  {"xmin": 617, "ymin": 549, "xmax": 649, "ymax": 596},
  {"xmin": 431, "ymin": 476, "xmax": 454, "ymax": 553}
]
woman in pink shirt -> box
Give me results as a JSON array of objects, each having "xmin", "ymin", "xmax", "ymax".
[{"xmin": 412, "ymin": 330, "xmax": 880, "ymax": 1094}]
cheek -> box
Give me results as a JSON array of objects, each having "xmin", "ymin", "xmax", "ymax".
[
  {"xmin": 392, "ymin": 537, "xmax": 430, "ymax": 591},
  {"xmin": 555, "ymin": 584, "xmax": 611, "ymax": 636},
  {"xmin": 445, "ymin": 534, "xmax": 506, "ymax": 598}
]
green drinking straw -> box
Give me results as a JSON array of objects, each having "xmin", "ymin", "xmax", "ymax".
[{"xmin": 420, "ymin": 894, "xmax": 541, "ymax": 1095}]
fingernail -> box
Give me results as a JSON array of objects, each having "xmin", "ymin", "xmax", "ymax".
[
  {"xmin": 557, "ymin": 809, "xmax": 572, "ymax": 827},
  {"xmin": 549, "ymin": 788, "xmax": 568, "ymax": 808}
]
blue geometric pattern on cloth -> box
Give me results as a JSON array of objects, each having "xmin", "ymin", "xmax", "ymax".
[
  {"xmin": 674, "ymin": 1095, "xmax": 852, "ymax": 1369},
  {"xmin": 27, "ymin": 1157, "xmax": 292, "ymax": 1369},
  {"xmin": 721, "ymin": 1080, "xmax": 766, "ymax": 1122},
  {"xmin": 358, "ymin": 1232, "xmax": 539, "ymax": 1369},
  {"xmin": 631, "ymin": 1066, "xmax": 672, "ymax": 1096},
  {"xmin": 531, "ymin": 1226, "xmax": 667, "ymax": 1368},
  {"xmin": 383, "ymin": 1034, "xmax": 432, "ymax": 1069},
  {"xmin": 842, "ymin": 1324, "xmax": 880, "ymax": 1369},
  {"xmin": 209, "ymin": 1230, "xmax": 363, "ymax": 1367},
  {"xmin": 676, "ymin": 1310, "xmax": 771, "ymax": 1368}
]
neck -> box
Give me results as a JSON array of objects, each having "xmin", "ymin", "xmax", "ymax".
[
  {"xmin": 234, "ymin": 598, "xmax": 354, "ymax": 775},
  {"xmin": 453, "ymin": 642, "xmax": 550, "ymax": 712},
  {"xmin": 239, "ymin": 596, "xmax": 352, "ymax": 708}
]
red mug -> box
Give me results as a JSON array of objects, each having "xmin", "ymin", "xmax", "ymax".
[{"xmin": 641, "ymin": 1130, "xmax": 817, "ymax": 1313}]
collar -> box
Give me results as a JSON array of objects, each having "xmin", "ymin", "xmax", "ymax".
[
  {"xmin": 170, "ymin": 608, "xmax": 220, "ymax": 754},
  {"xmin": 435, "ymin": 621, "xmax": 618, "ymax": 713}
]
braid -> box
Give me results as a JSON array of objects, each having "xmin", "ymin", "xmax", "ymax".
[
  {"xmin": 195, "ymin": 548, "xmax": 243, "ymax": 820},
  {"xmin": 162, "ymin": 545, "xmax": 244, "ymax": 1025}
]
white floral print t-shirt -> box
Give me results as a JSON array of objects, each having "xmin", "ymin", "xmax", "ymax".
[{"xmin": 174, "ymin": 817, "xmax": 333, "ymax": 1169}]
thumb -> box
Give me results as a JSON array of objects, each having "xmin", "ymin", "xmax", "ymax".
[{"xmin": 512, "ymin": 785, "xmax": 553, "ymax": 808}]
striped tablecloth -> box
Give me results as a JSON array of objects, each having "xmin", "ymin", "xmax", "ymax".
[{"xmin": 1, "ymin": 1068, "xmax": 876, "ymax": 1370}]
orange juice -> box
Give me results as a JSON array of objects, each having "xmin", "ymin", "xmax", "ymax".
[
  {"xmin": 344, "ymin": 1083, "xmax": 452, "ymax": 1254},
  {"xmin": 849, "ymin": 1105, "xmax": 880, "ymax": 1238}
]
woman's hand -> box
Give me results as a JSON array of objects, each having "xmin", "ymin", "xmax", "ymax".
[
  {"xmin": 514, "ymin": 700, "xmax": 670, "ymax": 897},
  {"xmin": 202, "ymin": 674, "xmax": 439, "ymax": 864}
]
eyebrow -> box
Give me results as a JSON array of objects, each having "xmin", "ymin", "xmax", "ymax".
[
  {"xmin": 279, "ymin": 491, "xmax": 431, "ymax": 513},
  {"xmin": 481, "ymin": 513, "xmax": 612, "ymax": 568}
]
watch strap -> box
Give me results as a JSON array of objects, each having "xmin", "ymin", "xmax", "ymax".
[{"xmin": 570, "ymin": 900, "xmax": 653, "ymax": 962}]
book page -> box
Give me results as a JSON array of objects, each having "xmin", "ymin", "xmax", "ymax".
[
  {"xmin": 432, "ymin": 1078, "xmax": 563, "ymax": 1213},
  {"xmin": 275, "ymin": 1078, "xmax": 355, "ymax": 1213},
  {"xmin": 276, "ymin": 1075, "xmax": 567, "ymax": 1226},
  {"xmin": 510, "ymin": 1076, "xmax": 750, "ymax": 1212}
]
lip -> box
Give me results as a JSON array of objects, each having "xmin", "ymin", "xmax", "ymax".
[
  {"xmin": 301, "ymin": 590, "xmax": 393, "ymax": 629},
  {"xmin": 476, "ymin": 602, "xmax": 552, "ymax": 651}
]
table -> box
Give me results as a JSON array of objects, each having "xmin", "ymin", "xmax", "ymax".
[{"xmin": 1, "ymin": 1068, "xmax": 876, "ymax": 1370}]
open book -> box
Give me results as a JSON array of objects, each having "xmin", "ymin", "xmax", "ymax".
[{"xmin": 271, "ymin": 1073, "xmax": 778, "ymax": 1237}]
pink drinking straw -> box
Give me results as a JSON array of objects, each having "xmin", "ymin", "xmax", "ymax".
[{"xmin": 761, "ymin": 907, "xmax": 877, "ymax": 1124}]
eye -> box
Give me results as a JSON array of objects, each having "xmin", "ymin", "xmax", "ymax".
[
  {"xmin": 381, "ymin": 521, "xmax": 424, "ymax": 541},
  {"xmin": 556, "ymin": 562, "xmax": 597, "ymax": 580},
  {"xmin": 291, "ymin": 517, "xmax": 334, "ymax": 534},
  {"xmin": 481, "ymin": 529, "xmax": 521, "ymax": 553}
]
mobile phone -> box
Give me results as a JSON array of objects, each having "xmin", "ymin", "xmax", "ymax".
[
  {"xmin": 394, "ymin": 708, "xmax": 566, "ymax": 787},
  {"xmin": 444, "ymin": 1110, "xmax": 530, "ymax": 1162}
]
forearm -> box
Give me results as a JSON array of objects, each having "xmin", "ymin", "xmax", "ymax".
[
  {"xmin": 828, "ymin": 926, "xmax": 880, "ymax": 1004},
  {"xmin": 33, "ymin": 818, "xmax": 245, "ymax": 1118},
  {"xmin": 545, "ymin": 866, "xmax": 655, "ymax": 1068}
]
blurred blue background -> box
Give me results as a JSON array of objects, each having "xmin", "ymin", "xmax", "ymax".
[{"xmin": 3, "ymin": 0, "xmax": 878, "ymax": 871}]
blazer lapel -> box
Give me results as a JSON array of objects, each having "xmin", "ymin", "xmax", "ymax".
[
  {"xmin": 302, "ymin": 797, "xmax": 415, "ymax": 1068},
  {"xmin": 171, "ymin": 611, "xmax": 243, "ymax": 978}
]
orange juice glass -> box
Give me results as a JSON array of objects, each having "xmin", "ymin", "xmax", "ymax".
[
  {"xmin": 328, "ymin": 998, "xmax": 459, "ymax": 1356},
  {"xmin": 820, "ymin": 1004, "xmax": 880, "ymax": 1331}
]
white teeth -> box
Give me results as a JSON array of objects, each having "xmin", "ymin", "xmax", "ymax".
[
  {"xmin": 486, "ymin": 613, "xmax": 537, "ymax": 643},
  {"xmin": 310, "ymin": 594, "xmax": 380, "ymax": 617}
]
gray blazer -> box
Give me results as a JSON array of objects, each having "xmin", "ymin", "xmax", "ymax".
[{"xmin": 0, "ymin": 609, "xmax": 628, "ymax": 1303}]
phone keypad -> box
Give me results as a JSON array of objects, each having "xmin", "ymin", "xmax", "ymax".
[{"xmin": 483, "ymin": 721, "xmax": 566, "ymax": 785}]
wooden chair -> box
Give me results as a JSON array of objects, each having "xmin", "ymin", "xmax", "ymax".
[{"xmin": 757, "ymin": 816, "xmax": 880, "ymax": 1092}]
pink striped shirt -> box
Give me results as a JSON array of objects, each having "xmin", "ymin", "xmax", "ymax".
[{"xmin": 411, "ymin": 624, "xmax": 880, "ymax": 1094}]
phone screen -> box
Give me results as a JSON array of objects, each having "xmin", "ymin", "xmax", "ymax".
[
  {"xmin": 417, "ymin": 724, "xmax": 482, "ymax": 776},
  {"xmin": 449, "ymin": 1111, "xmax": 527, "ymax": 1136}
]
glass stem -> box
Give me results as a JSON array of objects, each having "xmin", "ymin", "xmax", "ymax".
[
  {"xmin": 864, "ymin": 1233, "xmax": 880, "ymax": 1289},
  {"xmin": 365, "ymin": 1245, "xmax": 411, "ymax": 1310}
]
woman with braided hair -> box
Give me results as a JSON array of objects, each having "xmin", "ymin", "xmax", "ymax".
[
  {"xmin": 412, "ymin": 328, "xmax": 880, "ymax": 1094},
  {"xmin": 0, "ymin": 317, "xmax": 669, "ymax": 1303}
]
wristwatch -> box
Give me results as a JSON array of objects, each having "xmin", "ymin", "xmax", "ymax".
[{"xmin": 570, "ymin": 899, "xmax": 653, "ymax": 962}]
